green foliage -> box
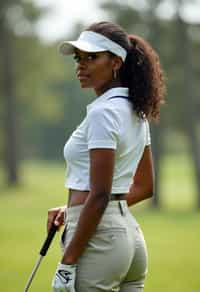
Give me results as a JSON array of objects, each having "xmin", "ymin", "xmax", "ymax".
[
  {"xmin": 0, "ymin": 0, "xmax": 45, "ymax": 32},
  {"xmin": 100, "ymin": 1, "xmax": 142, "ymax": 31}
]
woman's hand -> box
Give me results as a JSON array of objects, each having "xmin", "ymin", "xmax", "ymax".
[
  {"xmin": 47, "ymin": 206, "xmax": 66, "ymax": 232},
  {"xmin": 52, "ymin": 263, "xmax": 76, "ymax": 292}
]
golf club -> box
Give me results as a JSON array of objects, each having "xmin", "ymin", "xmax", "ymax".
[{"xmin": 24, "ymin": 223, "xmax": 58, "ymax": 292}]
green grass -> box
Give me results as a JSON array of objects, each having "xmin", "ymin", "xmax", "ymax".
[
  {"xmin": 159, "ymin": 154, "xmax": 198, "ymax": 211},
  {"xmin": 0, "ymin": 155, "xmax": 200, "ymax": 291}
]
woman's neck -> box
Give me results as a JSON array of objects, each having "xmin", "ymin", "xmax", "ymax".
[{"xmin": 94, "ymin": 80, "xmax": 123, "ymax": 96}]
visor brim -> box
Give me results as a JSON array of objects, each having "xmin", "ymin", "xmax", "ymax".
[{"xmin": 59, "ymin": 40, "xmax": 107, "ymax": 55}]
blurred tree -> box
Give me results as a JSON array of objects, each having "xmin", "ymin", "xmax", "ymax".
[
  {"xmin": 0, "ymin": 18, "xmax": 17, "ymax": 184},
  {"xmin": 12, "ymin": 20, "xmax": 93, "ymax": 161},
  {"xmin": 0, "ymin": 17, "xmax": 91, "ymax": 166},
  {"xmin": 145, "ymin": 0, "xmax": 165, "ymax": 208},
  {"xmin": 45, "ymin": 23, "xmax": 95, "ymax": 159},
  {"xmin": 175, "ymin": 0, "xmax": 200, "ymax": 208},
  {"xmin": 0, "ymin": 0, "xmax": 46, "ymax": 185},
  {"xmin": 0, "ymin": 1, "xmax": 18, "ymax": 184}
]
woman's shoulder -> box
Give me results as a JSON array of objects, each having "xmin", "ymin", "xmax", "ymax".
[{"xmin": 88, "ymin": 101, "xmax": 124, "ymax": 121}]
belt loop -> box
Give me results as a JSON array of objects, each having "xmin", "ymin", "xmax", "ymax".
[{"xmin": 118, "ymin": 201, "xmax": 124, "ymax": 216}]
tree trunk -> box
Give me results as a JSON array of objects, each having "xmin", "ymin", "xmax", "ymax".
[
  {"xmin": 151, "ymin": 125, "xmax": 163, "ymax": 208},
  {"xmin": 0, "ymin": 27, "xmax": 18, "ymax": 185},
  {"xmin": 147, "ymin": 0, "xmax": 164, "ymax": 208},
  {"xmin": 176, "ymin": 14, "xmax": 200, "ymax": 209}
]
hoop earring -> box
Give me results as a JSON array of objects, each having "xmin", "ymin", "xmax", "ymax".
[{"xmin": 113, "ymin": 70, "xmax": 117, "ymax": 80}]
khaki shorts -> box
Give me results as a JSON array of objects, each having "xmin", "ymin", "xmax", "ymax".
[{"xmin": 60, "ymin": 200, "xmax": 148, "ymax": 292}]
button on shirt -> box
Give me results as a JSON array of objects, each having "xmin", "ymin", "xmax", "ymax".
[{"xmin": 64, "ymin": 87, "xmax": 151, "ymax": 193}]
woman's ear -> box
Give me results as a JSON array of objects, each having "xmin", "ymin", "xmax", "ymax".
[{"xmin": 112, "ymin": 56, "xmax": 123, "ymax": 71}]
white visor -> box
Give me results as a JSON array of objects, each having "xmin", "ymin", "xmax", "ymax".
[{"xmin": 59, "ymin": 31, "xmax": 127, "ymax": 62}]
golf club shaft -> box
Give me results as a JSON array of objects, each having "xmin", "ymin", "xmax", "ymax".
[
  {"xmin": 24, "ymin": 223, "xmax": 58, "ymax": 291},
  {"xmin": 24, "ymin": 255, "xmax": 43, "ymax": 292}
]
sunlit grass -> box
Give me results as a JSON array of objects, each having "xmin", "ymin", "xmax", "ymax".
[
  {"xmin": 160, "ymin": 153, "xmax": 197, "ymax": 210},
  {"xmin": 0, "ymin": 154, "xmax": 200, "ymax": 291}
]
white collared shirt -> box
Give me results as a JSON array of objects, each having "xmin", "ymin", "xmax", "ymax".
[{"xmin": 64, "ymin": 87, "xmax": 151, "ymax": 193}]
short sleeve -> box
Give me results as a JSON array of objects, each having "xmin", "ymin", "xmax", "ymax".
[
  {"xmin": 86, "ymin": 107, "xmax": 120, "ymax": 150},
  {"xmin": 145, "ymin": 120, "xmax": 151, "ymax": 145}
]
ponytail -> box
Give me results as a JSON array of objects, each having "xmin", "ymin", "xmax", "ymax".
[
  {"xmin": 86, "ymin": 21, "xmax": 166, "ymax": 122},
  {"xmin": 120, "ymin": 35, "xmax": 166, "ymax": 121}
]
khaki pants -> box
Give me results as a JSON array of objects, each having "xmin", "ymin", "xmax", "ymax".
[{"xmin": 60, "ymin": 201, "xmax": 148, "ymax": 292}]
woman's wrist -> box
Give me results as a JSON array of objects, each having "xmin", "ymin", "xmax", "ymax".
[{"xmin": 61, "ymin": 252, "xmax": 78, "ymax": 265}]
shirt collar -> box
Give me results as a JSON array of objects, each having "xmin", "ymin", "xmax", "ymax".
[{"xmin": 87, "ymin": 87, "xmax": 129, "ymax": 112}]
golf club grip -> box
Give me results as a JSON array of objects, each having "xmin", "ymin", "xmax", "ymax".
[{"xmin": 39, "ymin": 223, "xmax": 58, "ymax": 256}]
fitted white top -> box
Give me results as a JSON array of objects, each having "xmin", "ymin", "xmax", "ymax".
[{"xmin": 64, "ymin": 87, "xmax": 151, "ymax": 193}]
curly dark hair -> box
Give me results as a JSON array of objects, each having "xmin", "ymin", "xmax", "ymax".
[{"xmin": 86, "ymin": 21, "xmax": 166, "ymax": 122}]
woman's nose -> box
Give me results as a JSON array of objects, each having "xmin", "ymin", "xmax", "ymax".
[{"xmin": 76, "ymin": 60, "xmax": 87, "ymax": 71}]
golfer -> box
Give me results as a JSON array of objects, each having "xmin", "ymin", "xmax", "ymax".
[{"xmin": 48, "ymin": 21, "xmax": 165, "ymax": 292}]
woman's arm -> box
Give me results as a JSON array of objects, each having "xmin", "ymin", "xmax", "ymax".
[
  {"xmin": 61, "ymin": 148, "xmax": 115, "ymax": 265},
  {"xmin": 125, "ymin": 145, "xmax": 155, "ymax": 206}
]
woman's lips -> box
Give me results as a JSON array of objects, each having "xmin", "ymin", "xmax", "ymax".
[
  {"xmin": 78, "ymin": 76, "xmax": 89, "ymax": 81},
  {"xmin": 77, "ymin": 71, "xmax": 90, "ymax": 80}
]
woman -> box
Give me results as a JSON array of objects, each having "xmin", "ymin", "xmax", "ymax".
[{"xmin": 49, "ymin": 21, "xmax": 165, "ymax": 292}]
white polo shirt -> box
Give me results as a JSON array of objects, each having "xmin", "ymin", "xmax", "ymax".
[{"xmin": 64, "ymin": 87, "xmax": 151, "ymax": 193}]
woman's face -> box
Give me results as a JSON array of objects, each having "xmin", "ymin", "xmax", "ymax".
[{"xmin": 74, "ymin": 49, "xmax": 122, "ymax": 95}]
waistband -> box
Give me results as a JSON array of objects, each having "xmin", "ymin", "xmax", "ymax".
[
  {"xmin": 110, "ymin": 194, "xmax": 125, "ymax": 200},
  {"xmin": 65, "ymin": 200, "xmax": 128, "ymax": 223}
]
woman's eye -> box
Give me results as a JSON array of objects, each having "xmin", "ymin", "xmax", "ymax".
[
  {"xmin": 73, "ymin": 53, "xmax": 97, "ymax": 62},
  {"xmin": 73, "ymin": 55, "xmax": 81, "ymax": 62}
]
